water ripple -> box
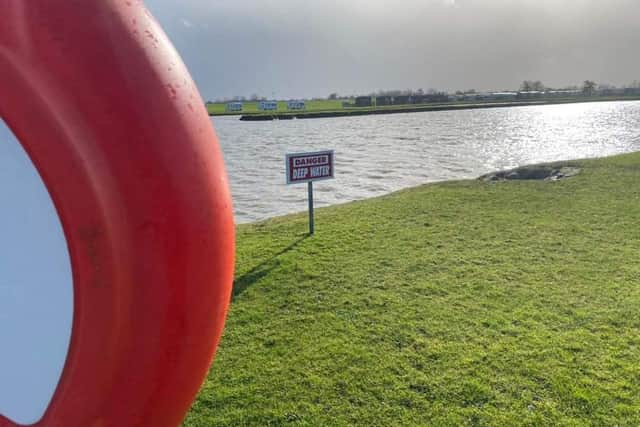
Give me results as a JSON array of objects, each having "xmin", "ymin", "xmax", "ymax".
[{"xmin": 213, "ymin": 101, "xmax": 640, "ymax": 223}]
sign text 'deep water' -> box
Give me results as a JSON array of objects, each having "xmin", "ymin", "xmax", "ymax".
[{"xmin": 286, "ymin": 150, "xmax": 335, "ymax": 185}]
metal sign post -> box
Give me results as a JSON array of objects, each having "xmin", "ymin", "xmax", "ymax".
[
  {"xmin": 286, "ymin": 150, "xmax": 335, "ymax": 235},
  {"xmin": 308, "ymin": 181, "xmax": 315, "ymax": 235}
]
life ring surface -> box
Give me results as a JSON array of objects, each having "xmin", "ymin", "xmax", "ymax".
[{"xmin": 0, "ymin": 1, "xmax": 234, "ymax": 426}]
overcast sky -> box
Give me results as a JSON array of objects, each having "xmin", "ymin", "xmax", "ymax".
[{"xmin": 145, "ymin": 0, "xmax": 640, "ymax": 100}]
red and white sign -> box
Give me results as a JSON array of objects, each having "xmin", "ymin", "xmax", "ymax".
[{"xmin": 286, "ymin": 150, "xmax": 335, "ymax": 184}]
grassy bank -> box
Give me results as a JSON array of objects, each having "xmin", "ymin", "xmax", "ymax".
[
  {"xmin": 184, "ymin": 153, "xmax": 640, "ymax": 426},
  {"xmin": 207, "ymin": 99, "xmax": 345, "ymax": 116}
]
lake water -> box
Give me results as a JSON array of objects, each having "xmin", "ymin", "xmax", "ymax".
[{"xmin": 214, "ymin": 101, "xmax": 640, "ymax": 223}]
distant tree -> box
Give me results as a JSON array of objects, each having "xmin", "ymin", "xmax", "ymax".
[
  {"xmin": 416, "ymin": 88, "xmax": 425, "ymax": 96},
  {"xmin": 328, "ymin": 93, "xmax": 339, "ymax": 100},
  {"xmin": 582, "ymin": 80, "xmax": 597, "ymax": 96},
  {"xmin": 531, "ymin": 81, "xmax": 545, "ymax": 91},
  {"xmin": 249, "ymin": 93, "xmax": 261, "ymax": 101},
  {"xmin": 520, "ymin": 80, "xmax": 533, "ymax": 92}
]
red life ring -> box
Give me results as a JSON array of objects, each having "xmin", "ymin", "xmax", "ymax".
[{"xmin": 0, "ymin": 1, "xmax": 234, "ymax": 426}]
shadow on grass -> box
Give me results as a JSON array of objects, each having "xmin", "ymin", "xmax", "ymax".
[{"xmin": 232, "ymin": 235, "xmax": 309, "ymax": 299}]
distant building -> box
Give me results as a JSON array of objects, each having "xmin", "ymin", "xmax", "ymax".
[
  {"xmin": 226, "ymin": 102, "xmax": 243, "ymax": 112},
  {"xmin": 355, "ymin": 96, "xmax": 372, "ymax": 107},
  {"xmin": 429, "ymin": 93, "xmax": 449, "ymax": 103},
  {"xmin": 487, "ymin": 92, "xmax": 518, "ymax": 101},
  {"xmin": 393, "ymin": 95, "xmax": 411, "ymax": 105},
  {"xmin": 453, "ymin": 93, "xmax": 483, "ymax": 101},
  {"xmin": 413, "ymin": 93, "xmax": 450, "ymax": 104},
  {"xmin": 517, "ymin": 91, "xmax": 544, "ymax": 99},
  {"xmin": 259, "ymin": 101, "xmax": 278, "ymax": 111},
  {"xmin": 375, "ymin": 96, "xmax": 393, "ymax": 106},
  {"xmin": 545, "ymin": 90, "xmax": 582, "ymax": 98},
  {"xmin": 287, "ymin": 100, "xmax": 306, "ymax": 110}
]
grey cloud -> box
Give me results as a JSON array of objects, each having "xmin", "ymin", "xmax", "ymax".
[{"xmin": 145, "ymin": 0, "xmax": 640, "ymax": 99}]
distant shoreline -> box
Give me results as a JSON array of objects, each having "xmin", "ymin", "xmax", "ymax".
[{"xmin": 209, "ymin": 96, "xmax": 640, "ymax": 121}]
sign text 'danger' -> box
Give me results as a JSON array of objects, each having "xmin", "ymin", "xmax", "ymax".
[{"xmin": 286, "ymin": 150, "xmax": 335, "ymax": 185}]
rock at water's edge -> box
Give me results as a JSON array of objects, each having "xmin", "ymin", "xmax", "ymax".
[{"xmin": 480, "ymin": 164, "xmax": 581, "ymax": 182}]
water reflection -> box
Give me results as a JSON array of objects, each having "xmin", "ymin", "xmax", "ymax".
[{"xmin": 214, "ymin": 101, "xmax": 640, "ymax": 223}]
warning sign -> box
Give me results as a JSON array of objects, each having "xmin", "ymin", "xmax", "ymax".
[{"xmin": 285, "ymin": 150, "xmax": 335, "ymax": 185}]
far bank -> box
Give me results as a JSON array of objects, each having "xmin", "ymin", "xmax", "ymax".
[{"xmin": 236, "ymin": 96, "xmax": 640, "ymax": 121}]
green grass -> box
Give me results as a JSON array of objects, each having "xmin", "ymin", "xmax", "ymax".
[
  {"xmin": 184, "ymin": 152, "xmax": 640, "ymax": 426},
  {"xmin": 206, "ymin": 99, "xmax": 346, "ymax": 116}
]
